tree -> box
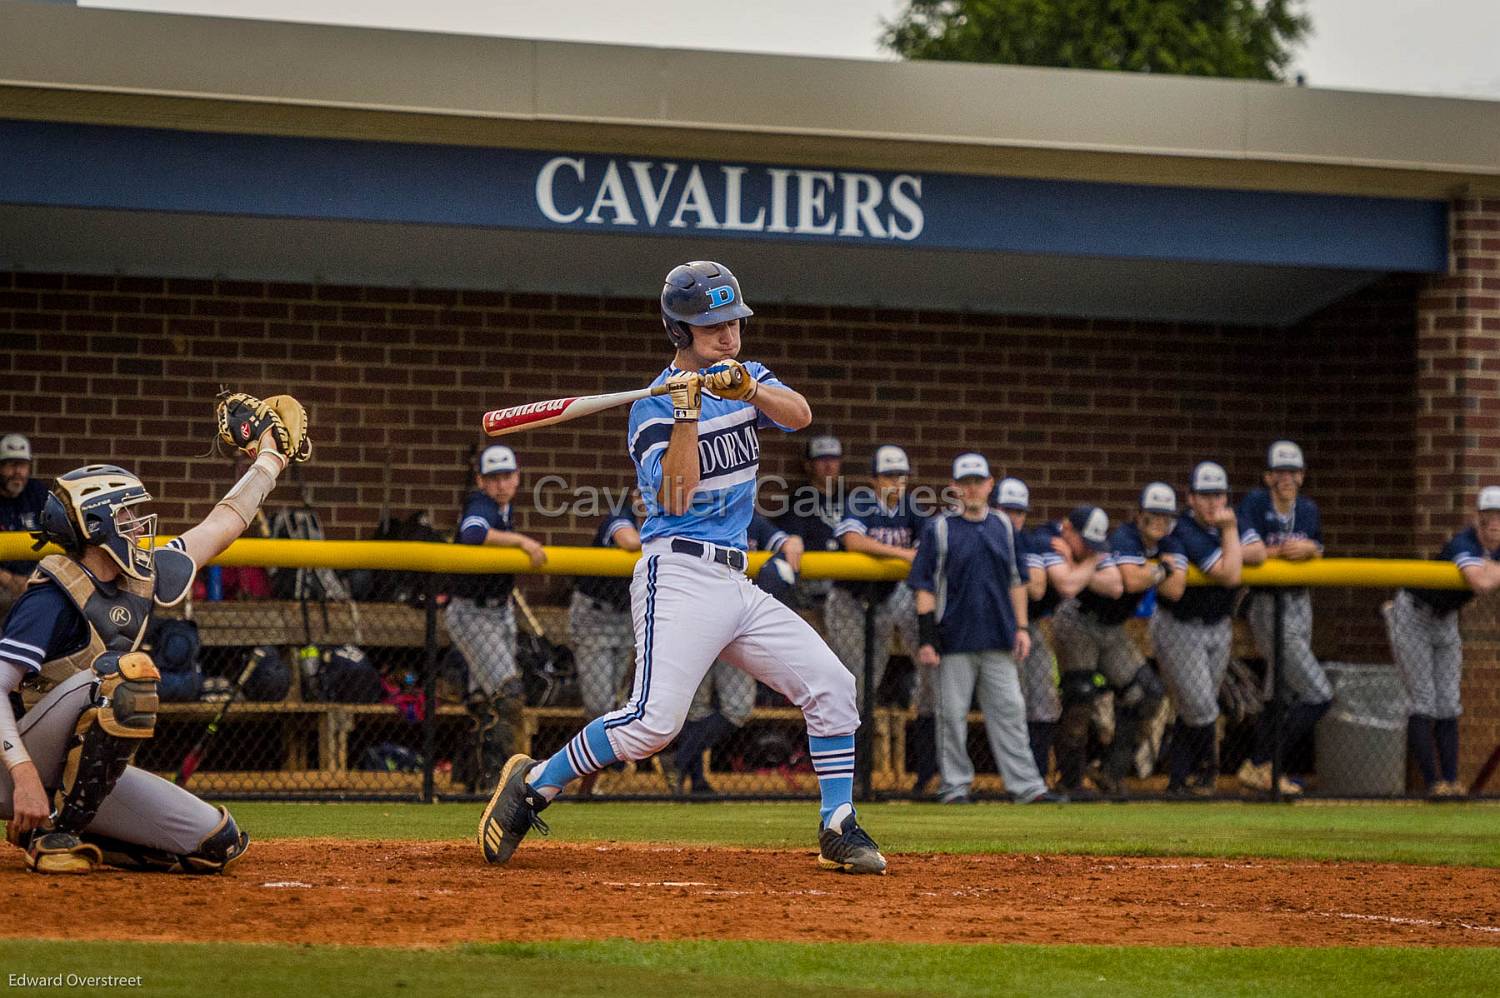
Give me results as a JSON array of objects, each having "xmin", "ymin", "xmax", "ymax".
[{"xmin": 880, "ymin": 0, "xmax": 1310, "ymax": 82}]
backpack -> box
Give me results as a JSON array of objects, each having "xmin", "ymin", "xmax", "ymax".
[
  {"xmin": 307, "ymin": 644, "xmax": 383, "ymax": 703},
  {"xmin": 267, "ymin": 507, "xmax": 351, "ymax": 602},
  {"xmin": 349, "ymin": 510, "xmax": 446, "ymax": 605}
]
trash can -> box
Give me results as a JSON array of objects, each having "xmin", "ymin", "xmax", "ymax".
[{"xmin": 1315, "ymin": 662, "xmax": 1408, "ymax": 797}]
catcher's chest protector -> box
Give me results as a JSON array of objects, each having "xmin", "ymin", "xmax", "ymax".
[{"xmin": 23, "ymin": 555, "xmax": 154, "ymax": 701}]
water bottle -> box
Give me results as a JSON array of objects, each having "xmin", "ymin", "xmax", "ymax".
[{"xmin": 205, "ymin": 565, "xmax": 223, "ymax": 601}]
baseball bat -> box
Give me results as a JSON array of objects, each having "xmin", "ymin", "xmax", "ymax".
[
  {"xmin": 173, "ymin": 647, "xmax": 265, "ymax": 786},
  {"xmin": 482, "ymin": 384, "xmax": 670, "ymax": 437}
]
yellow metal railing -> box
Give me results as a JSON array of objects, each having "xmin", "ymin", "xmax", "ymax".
[{"xmin": 0, "ymin": 532, "xmax": 1471, "ymax": 587}]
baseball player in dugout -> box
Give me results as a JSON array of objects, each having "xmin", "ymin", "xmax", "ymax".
[
  {"xmin": 1236, "ymin": 440, "xmax": 1326, "ymax": 797},
  {"xmin": 448, "ymin": 444, "xmax": 546, "ymax": 793},
  {"xmin": 480, "ymin": 260, "xmax": 886, "ymax": 874},
  {"xmin": 0, "ymin": 434, "xmax": 49, "ymax": 610},
  {"xmin": 827, "ymin": 445, "xmax": 927, "ymax": 711},
  {"xmin": 775, "ymin": 434, "xmax": 845, "ymax": 605},
  {"xmin": 1019, "ymin": 497, "xmax": 1115, "ymax": 794},
  {"xmin": 1049, "ymin": 483, "xmax": 1177, "ymax": 800},
  {"xmin": 0, "ymin": 390, "xmax": 307, "ymax": 873},
  {"xmin": 910, "ymin": 453, "xmax": 1067, "ymax": 805},
  {"xmin": 1385, "ymin": 486, "xmax": 1500, "ymax": 799},
  {"xmin": 1153, "ymin": 461, "xmax": 1266, "ymax": 798}
]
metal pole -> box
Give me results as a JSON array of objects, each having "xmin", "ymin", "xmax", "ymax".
[
  {"xmin": 1269, "ymin": 588, "xmax": 1286, "ymax": 804},
  {"xmin": 856, "ymin": 600, "xmax": 877, "ymax": 801},
  {"xmin": 421, "ymin": 573, "xmax": 439, "ymax": 804}
]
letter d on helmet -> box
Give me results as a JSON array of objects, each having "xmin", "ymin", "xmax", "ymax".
[{"xmin": 660, "ymin": 261, "xmax": 754, "ymax": 350}]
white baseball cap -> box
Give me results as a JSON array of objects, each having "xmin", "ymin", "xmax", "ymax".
[
  {"xmin": 995, "ymin": 477, "xmax": 1029, "ymax": 511},
  {"xmin": 1140, "ymin": 481, "xmax": 1178, "ymax": 515},
  {"xmin": 1479, "ymin": 486, "xmax": 1500, "ymax": 512},
  {"xmin": 1067, "ymin": 506, "xmax": 1111, "ymax": 552},
  {"xmin": 1267, "ymin": 440, "xmax": 1305, "ymax": 471},
  {"xmin": 872, "ymin": 445, "xmax": 910, "ymax": 476},
  {"xmin": 806, "ymin": 435, "xmax": 842, "ymax": 460},
  {"xmin": 0, "ymin": 434, "xmax": 31, "ymax": 463},
  {"xmin": 952, "ymin": 452, "xmax": 990, "ymax": 481},
  {"xmin": 1190, "ymin": 461, "xmax": 1229, "ymax": 494},
  {"xmin": 479, "ymin": 444, "xmax": 518, "ymax": 475}
]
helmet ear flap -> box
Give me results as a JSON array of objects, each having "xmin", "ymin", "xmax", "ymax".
[
  {"xmin": 663, "ymin": 316, "xmax": 694, "ymax": 350},
  {"xmin": 36, "ymin": 491, "xmax": 83, "ymax": 554}
]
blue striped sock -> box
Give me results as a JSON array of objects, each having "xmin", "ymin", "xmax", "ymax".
[
  {"xmin": 529, "ymin": 717, "xmax": 621, "ymax": 799},
  {"xmin": 809, "ymin": 734, "xmax": 855, "ymax": 826}
]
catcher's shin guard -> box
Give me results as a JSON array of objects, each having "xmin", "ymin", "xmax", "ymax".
[
  {"xmin": 83, "ymin": 806, "xmax": 249, "ymax": 874},
  {"xmin": 55, "ymin": 651, "xmax": 160, "ymax": 835}
]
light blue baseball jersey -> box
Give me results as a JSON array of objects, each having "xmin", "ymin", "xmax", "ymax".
[{"xmin": 629, "ymin": 361, "xmax": 791, "ymax": 549}]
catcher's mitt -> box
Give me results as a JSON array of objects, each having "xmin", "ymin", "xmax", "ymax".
[{"xmin": 216, "ymin": 390, "xmax": 311, "ymax": 463}]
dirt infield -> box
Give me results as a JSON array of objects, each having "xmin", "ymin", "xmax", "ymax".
[{"xmin": 6, "ymin": 838, "xmax": 1499, "ymax": 948}]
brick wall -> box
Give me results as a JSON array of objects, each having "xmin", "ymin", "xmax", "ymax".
[{"xmin": 1, "ymin": 270, "xmax": 1416, "ymax": 549}]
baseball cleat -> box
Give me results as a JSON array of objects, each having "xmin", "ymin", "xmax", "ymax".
[
  {"xmin": 478, "ymin": 754, "xmax": 550, "ymax": 865},
  {"xmin": 817, "ymin": 814, "xmax": 887, "ymax": 875}
]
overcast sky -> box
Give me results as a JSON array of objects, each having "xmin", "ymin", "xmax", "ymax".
[{"xmin": 82, "ymin": 0, "xmax": 1500, "ymax": 101}]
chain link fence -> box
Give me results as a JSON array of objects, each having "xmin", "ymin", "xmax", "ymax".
[{"xmin": 4, "ymin": 535, "xmax": 1494, "ymax": 802}]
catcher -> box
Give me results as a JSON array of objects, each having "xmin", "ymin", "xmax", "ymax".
[{"xmin": 0, "ymin": 390, "xmax": 308, "ymax": 873}]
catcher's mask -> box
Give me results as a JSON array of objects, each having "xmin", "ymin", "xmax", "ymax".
[{"xmin": 36, "ymin": 465, "xmax": 158, "ymax": 581}]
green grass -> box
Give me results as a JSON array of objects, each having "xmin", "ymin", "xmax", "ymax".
[
  {"xmin": 4, "ymin": 940, "xmax": 1496, "ymax": 998},
  {"xmin": 227, "ymin": 799, "xmax": 1500, "ymax": 866}
]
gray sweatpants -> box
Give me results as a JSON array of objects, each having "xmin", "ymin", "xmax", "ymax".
[
  {"xmin": 1150, "ymin": 612, "xmax": 1232, "ymax": 727},
  {"xmin": 445, "ymin": 597, "xmax": 517, "ymax": 698},
  {"xmin": 687, "ymin": 659, "xmax": 757, "ymax": 726},
  {"xmin": 1385, "ymin": 589, "xmax": 1462, "ymax": 718},
  {"xmin": 1019, "ymin": 621, "xmax": 1062, "ymax": 723},
  {"xmin": 1245, "ymin": 589, "xmax": 1332, "ymax": 703},
  {"xmin": 569, "ymin": 591, "xmax": 636, "ymax": 718},
  {"xmin": 825, "ymin": 583, "xmax": 929, "ymax": 712},
  {"xmin": 934, "ymin": 649, "xmax": 1048, "ymax": 802},
  {"xmin": 0, "ymin": 670, "xmax": 226, "ymax": 856}
]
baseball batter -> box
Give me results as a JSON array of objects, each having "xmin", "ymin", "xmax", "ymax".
[
  {"xmin": 1236, "ymin": 440, "xmax": 1326, "ymax": 797},
  {"xmin": 1385, "ymin": 486, "xmax": 1500, "ymax": 798},
  {"xmin": 480, "ymin": 261, "xmax": 885, "ymax": 874},
  {"xmin": 0, "ymin": 391, "xmax": 305, "ymax": 873}
]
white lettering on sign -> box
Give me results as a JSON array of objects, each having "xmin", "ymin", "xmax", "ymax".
[{"xmin": 535, "ymin": 156, "xmax": 925, "ymax": 241}]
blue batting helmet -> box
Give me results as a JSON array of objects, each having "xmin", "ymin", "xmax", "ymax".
[{"xmin": 660, "ymin": 261, "xmax": 754, "ymax": 349}]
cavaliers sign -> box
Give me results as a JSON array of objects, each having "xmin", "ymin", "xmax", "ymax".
[{"xmin": 535, "ymin": 156, "xmax": 925, "ymax": 241}]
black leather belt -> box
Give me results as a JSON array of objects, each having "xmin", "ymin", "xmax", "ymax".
[{"xmin": 670, "ymin": 538, "xmax": 747, "ymax": 573}]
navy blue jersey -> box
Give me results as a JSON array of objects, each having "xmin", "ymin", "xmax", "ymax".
[
  {"xmin": 1077, "ymin": 522, "xmax": 1157, "ymax": 626},
  {"xmin": 909, "ymin": 512, "xmax": 1025, "ymax": 654},
  {"xmin": 451, "ymin": 491, "xmax": 515, "ymax": 605},
  {"xmin": 834, "ymin": 487, "xmax": 926, "ymax": 602},
  {"xmin": 0, "ymin": 479, "xmax": 47, "ymax": 577},
  {"xmin": 574, "ymin": 512, "xmax": 639, "ymax": 613},
  {"xmin": 775, "ymin": 485, "xmax": 844, "ymax": 557},
  {"xmin": 1407, "ymin": 526, "xmax": 1500, "ymax": 616},
  {"xmin": 1157, "ymin": 512, "xmax": 1259, "ymax": 624},
  {"xmin": 1238, "ymin": 489, "xmax": 1322, "ymax": 550},
  {"xmin": 0, "ymin": 540, "xmax": 195, "ymax": 678},
  {"xmin": 746, "ymin": 513, "xmax": 790, "ymax": 555},
  {"xmin": 1023, "ymin": 523, "xmax": 1068, "ymax": 620}
]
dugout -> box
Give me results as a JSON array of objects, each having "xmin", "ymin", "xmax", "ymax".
[{"xmin": 2, "ymin": 3, "xmax": 1500, "ymax": 782}]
